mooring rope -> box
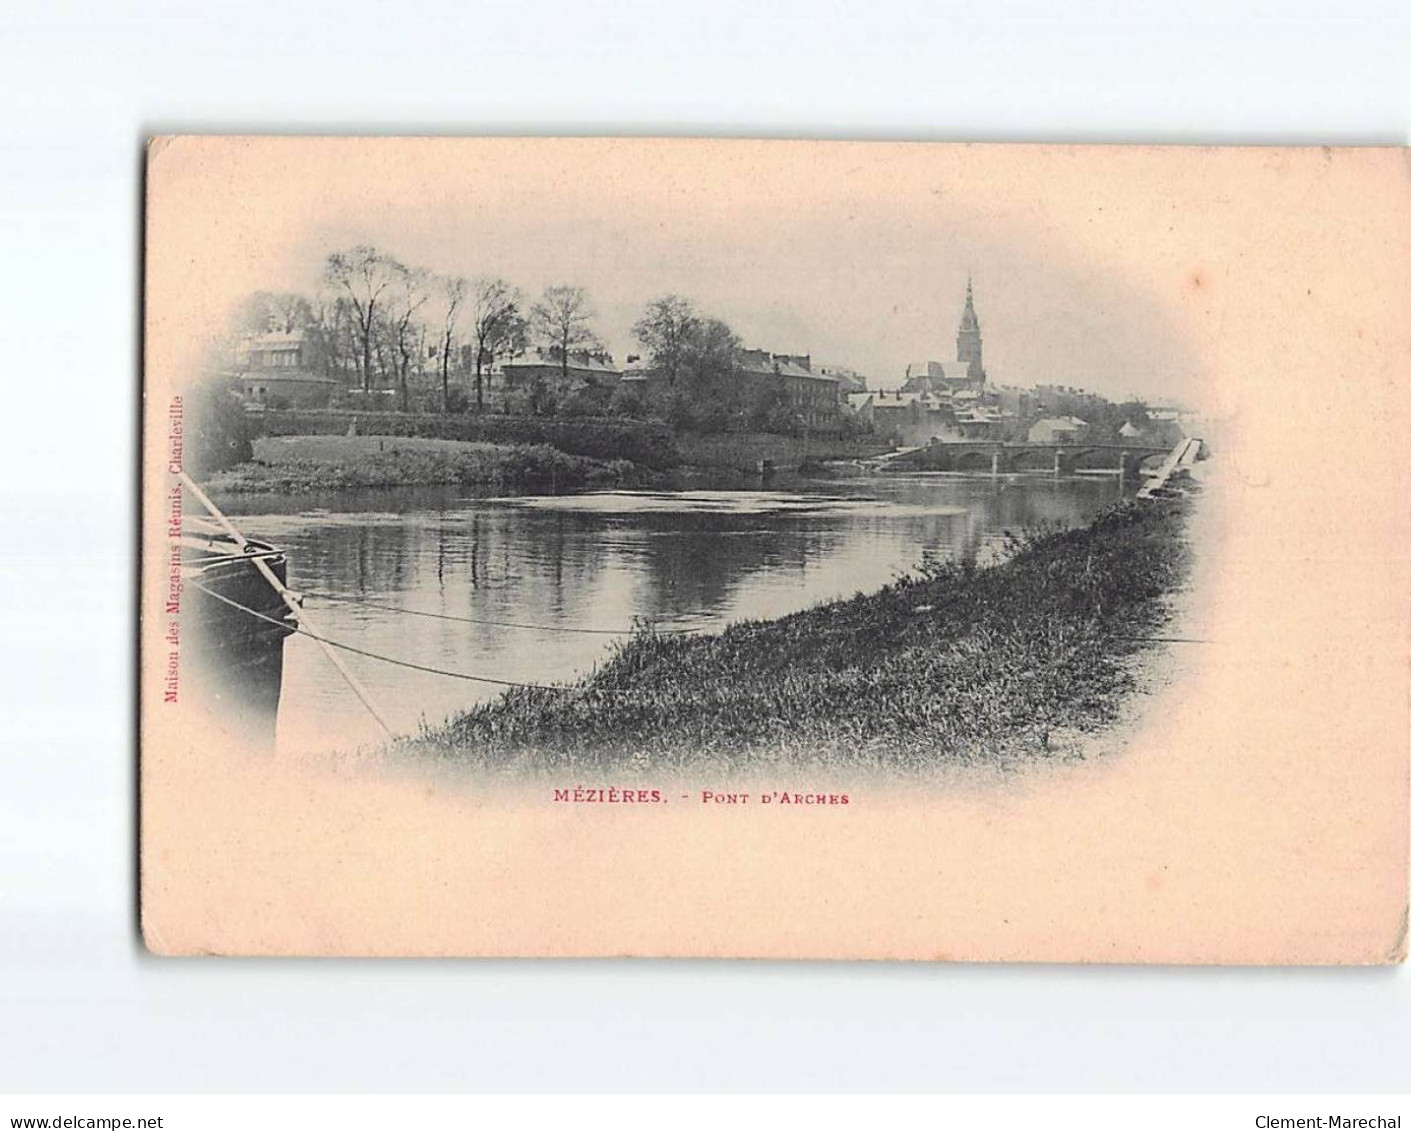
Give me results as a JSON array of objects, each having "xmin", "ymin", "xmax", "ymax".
[
  {"xmin": 192, "ymin": 575, "xmax": 1213, "ymax": 706},
  {"xmin": 188, "ymin": 579, "xmax": 588, "ymax": 693},
  {"xmin": 179, "ymin": 472, "xmax": 395, "ymax": 737},
  {"xmin": 297, "ymin": 588, "xmax": 708, "ymax": 636}
]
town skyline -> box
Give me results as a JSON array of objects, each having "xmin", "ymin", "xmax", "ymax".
[
  {"xmin": 179, "ymin": 140, "xmax": 1209, "ymax": 410},
  {"xmin": 246, "ymin": 245, "xmax": 1197, "ymax": 409}
]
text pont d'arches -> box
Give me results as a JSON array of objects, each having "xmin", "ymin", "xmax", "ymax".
[{"xmin": 551, "ymin": 788, "xmax": 850, "ymax": 806}]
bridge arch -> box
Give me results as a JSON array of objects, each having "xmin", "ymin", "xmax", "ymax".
[
  {"xmin": 952, "ymin": 450, "xmax": 995, "ymax": 472},
  {"xmin": 1007, "ymin": 447, "xmax": 1057, "ymax": 471},
  {"xmin": 1066, "ymin": 447, "xmax": 1122, "ymax": 471}
]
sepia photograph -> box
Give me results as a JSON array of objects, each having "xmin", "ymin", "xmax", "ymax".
[
  {"xmin": 5, "ymin": 0, "xmax": 1411, "ymax": 1112},
  {"xmin": 140, "ymin": 137, "xmax": 1405, "ymax": 963}
]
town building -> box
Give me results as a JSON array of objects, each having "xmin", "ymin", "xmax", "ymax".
[
  {"xmin": 900, "ymin": 279, "xmax": 988, "ymax": 397},
  {"xmin": 816, "ymin": 364, "xmax": 867, "ymax": 395},
  {"xmin": 994, "ymin": 385, "xmax": 1036, "ymax": 420},
  {"xmin": 952, "ymin": 403, "xmax": 1007, "ymax": 438},
  {"xmin": 1028, "ymin": 415, "xmax": 1089, "ymax": 443},
  {"xmin": 493, "ymin": 348, "xmax": 621, "ymax": 398},
  {"xmin": 846, "ymin": 279, "xmax": 1019, "ymax": 442},
  {"xmin": 230, "ymin": 329, "xmax": 338, "ymax": 409},
  {"xmin": 1031, "ymin": 384, "xmax": 1107, "ymax": 420},
  {"xmin": 901, "ymin": 360, "xmax": 981, "ymax": 395},
  {"xmin": 734, "ymin": 349, "xmax": 843, "ymax": 431},
  {"xmin": 848, "ymin": 389, "xmax": 956, "ymax": 446},
  {"xmin": 621, "ymin": 347, "xmax": 844, "ymax": 433}
]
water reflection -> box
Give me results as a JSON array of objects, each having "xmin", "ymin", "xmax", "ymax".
[{"xmin": 219, "ymin": 473, "xmax": 1125, "ymax": 752}]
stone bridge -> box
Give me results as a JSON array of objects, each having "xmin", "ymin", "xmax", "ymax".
[{"xmin": 894, "ymin": 440, "xmax": 1171, "ymax": 477}]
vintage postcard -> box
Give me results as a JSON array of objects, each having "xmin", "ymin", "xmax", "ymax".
[{"xmin": 140, "ymin": 137, "xmax": 1409, "ymax": 961}]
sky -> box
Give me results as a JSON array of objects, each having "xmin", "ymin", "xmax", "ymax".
[{"xmin": 152, "ymin": 137, "xmax": 1246, "ymax": 408}]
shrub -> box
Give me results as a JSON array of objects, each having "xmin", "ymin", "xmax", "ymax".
[
  {"xmin": 253, "ymin": 409, "xmax": 680, "ymax": 468},
  {"xmin": 203, "ymin": 440, "xmax": 649, "ymax": 494},
  {"xmin": 187, "ymin": 381, "xmax": 254, "ymax": 475}
]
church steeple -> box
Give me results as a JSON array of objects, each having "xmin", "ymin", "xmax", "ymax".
[{"xmin": 956, "ymin": 276, "xmax": 983, "ymax": 377}]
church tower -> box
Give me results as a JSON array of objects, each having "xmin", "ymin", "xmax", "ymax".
[{"xmin": 956, "ymin": 277, "xmax": 983, "ymax": 379}]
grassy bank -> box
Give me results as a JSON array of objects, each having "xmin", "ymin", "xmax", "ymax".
[
  {"xmin": 256, "ymin": 409, "xmax": 681, "ymax": 468},
  {"xmin": 203, "ymin": 435, "xmax": 650, "ymax": 494},
  {"xmin": 409, "ymin": 498, "xmax": 1193, "ymax": 773}
]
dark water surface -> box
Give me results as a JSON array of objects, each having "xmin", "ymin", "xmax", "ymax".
[{"xmin": 218, "ymin": 473, "xmax": 1126, "ymax": 751}]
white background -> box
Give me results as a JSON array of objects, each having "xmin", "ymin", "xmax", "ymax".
[{"xmin": 1, "ymin": 0, "xmax": 1408, "ymax": 1094}]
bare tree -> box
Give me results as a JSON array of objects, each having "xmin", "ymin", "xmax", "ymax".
[
  {"xmin": 324, "ymin": 246, "xmax": 399, "ymax": 393},
  {"xmin": 329, "ymin": 296, "xmax": 362, "ymax": 380},
  {"xmin": 469, "ymin": 277, "xmax": 527, "ymax": 411},
  {"xmin": 529, "ymin": 284, "xmax": 598, "ymax": 387},
  {"xmin": 372, "ymin": 317, "xmax": 394, "ymax": 390},
  {"xmin": 386, "ymin": 262, "xmax": 430, "ymax": 412},
  {"xmin": 436, "ymin": 275, "xmax": 469, "ymax": 413},
  {"xmin": 304, "ymin": 295, "xmax": 350, "ymax": 379}
]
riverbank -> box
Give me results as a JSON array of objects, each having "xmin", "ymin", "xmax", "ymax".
[
  {"xmin": 203, "ymin": 435, "xmax": 653, "ymax": 494},
  {"xmin": 407, "ymin": 496, "xmax": 1193, "ymax": 773}
]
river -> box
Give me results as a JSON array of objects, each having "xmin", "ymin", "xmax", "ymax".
[{"xmin": 218, "ymin": 472, "xmax": 1128, "ymax": 752}]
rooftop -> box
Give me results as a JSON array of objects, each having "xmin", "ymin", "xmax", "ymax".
[
  {"xmin": 240, "ymin": 331, "xmax": 306, "ymax": 349},
  {"xmin": 501, "ymin": 348, "xmax": 619, "ymax": 374}
]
